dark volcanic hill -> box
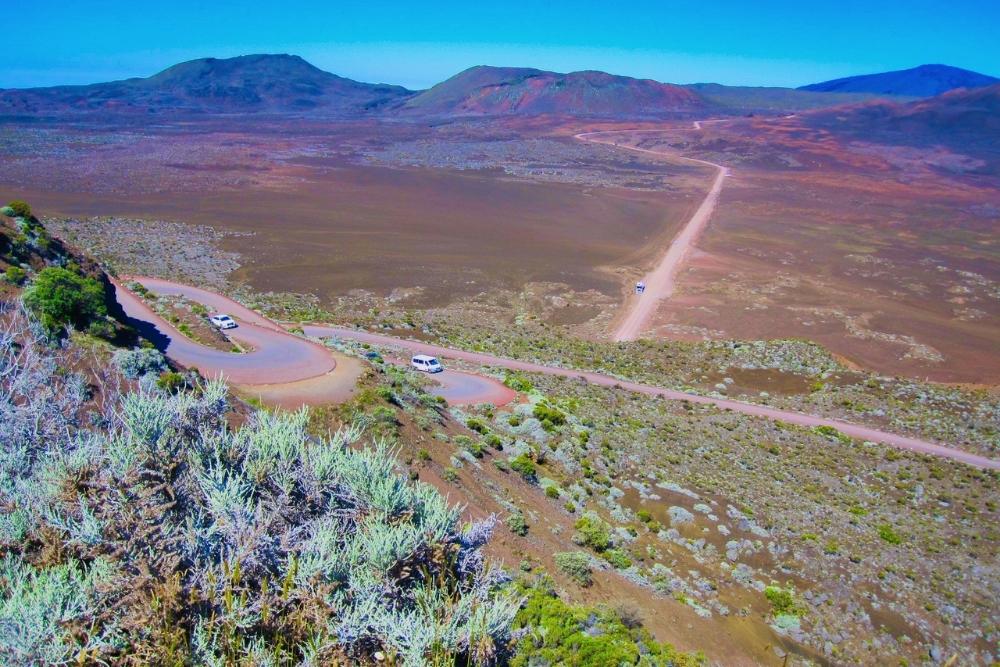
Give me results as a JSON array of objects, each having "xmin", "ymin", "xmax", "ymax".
[
  {"xmin": 399, "ymin": 65, "xmax": 708, "ymax": 118},
  {"xmin": 0, "ymin": 54, "xmax": 413, "ymax": 116},
  {"xmin": 799, "ymin": 64, "xmax": 998, "ymax": 97},
  {"xmin": 802, "ymin": 83, "xmax": 1000, "ymax": 166}
]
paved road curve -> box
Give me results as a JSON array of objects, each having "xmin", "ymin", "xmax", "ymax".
[
  {"xmin": 116, "ymin": 278, "xmax": 514, "ymax": 407},
  {"xmin": 113, "ymin": 277, "xmax": 336, "ymax": 385},
  {"xmin": 305, "ymin": 324, "xmax": 1000, "ymax": 470},
  {"xmin": 575, "ymin": 127, "xmax": 728, "ymax": 342}
]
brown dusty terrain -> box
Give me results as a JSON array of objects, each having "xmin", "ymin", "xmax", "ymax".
[
  {"xmin": 0, "ymin": 121, "xmax": 701, "ymax": 309},
  {"xmin": 578, "ymin": 120, "xmax": 1000, "ymax": 383},
  {"xmin": 2, "ymin": 115, "xmax": 997, "ymax": 383}
]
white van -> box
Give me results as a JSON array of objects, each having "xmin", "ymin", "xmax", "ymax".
[
  {"xmin": 209, "ymin": 314, "xmax": 237, "ymax": 330},
  {"xmin": 411, "ymin": 354, "xmax": 443, "ymax": 373}
]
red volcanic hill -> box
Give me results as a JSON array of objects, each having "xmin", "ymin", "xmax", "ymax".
[
  {"xmin": 399, "ymin": 65, "xmax": 708, "ymax": 118},
  {"xmin": 0, "ymin": 54, "xmax": 412, "ymax": 116}
]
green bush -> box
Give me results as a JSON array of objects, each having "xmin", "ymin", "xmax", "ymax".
[
  {"xmin": 603, "ymin": 548, "xmax": 632, "ymax": 569},
  {"xmin": 554, "ymin": 551, "xmax": 593, "ymax": 587},
  {"xmin": 877, "ymin": 523, "xmax": 903, "ymax": 545},
  {"xmin": 506, "ymin": 511, "xmax": 529, "ymax": 536},
  {"xmin": 574, "ymin": 512, "xmax": 613, "ymax": 551},
  {"xmin": 5, "ymin": 199, "xmax": 31, "ymax": 219},
  {"xmin": 156, "ymin": 371, "xmax": 186, "ymax": 393},
  {"xmin": 504, "ymin": 372, "xmax": 534, "ymax": 393},
  {"xmin": 532, "ymin": 402, "xmax": 566, "ymax": 426},
  {"xmin": 545, "ymin": 485, "xmax": 561, "ymax": 499},
  {"xmin": 511, "ymin": 579, "xmax": 704, "ymax": 666},
  {"xmin": 22, "ymin": 267, "xmax": 107, "ymax": 334},
  {"xmin": 764, "ymin": 585, "xmax": 799, "ymax": 616},
  {"xmin": 3, "ymin": 265, "xmax": 26, "ymax": 285},
  {"xmin": 509, "ymin": 454, "xmax": 537, "ymax": 482},
  {"xmin": 466, "ymin": 417, "xmax": 488, "ymax": 434}
]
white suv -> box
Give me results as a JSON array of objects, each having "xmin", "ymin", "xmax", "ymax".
[
  {"xmin": 209, "ymin": 314, "xmax": 237, "ymax": 330},
  {"xmin": 410, "ymin": 354, "xmax": 443, "ymax": 373}
]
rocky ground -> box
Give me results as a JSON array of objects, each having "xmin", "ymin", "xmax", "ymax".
[{"xmin": 45, "ymin": 216, "xmax": 246, "ymax": 288}]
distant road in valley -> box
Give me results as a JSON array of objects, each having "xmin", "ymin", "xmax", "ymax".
[
  {"xmin": 114, "ymin": 278, "xmax": 1000, "ymax": 470},
  {"xmin": 574, "ymin": 125, "xmax": 729, "ymax": 342}
]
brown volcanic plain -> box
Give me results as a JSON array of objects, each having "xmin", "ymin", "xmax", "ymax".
[
  {"xmin": 0, "ymin": 119, "xmax": 703, "ymax": 307},
  {"xmin": 2, "ymin": 91, "xmax": 998, "ymax": 383}
]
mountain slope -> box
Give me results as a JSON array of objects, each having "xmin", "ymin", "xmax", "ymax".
[
  {"xmin": 801, "ymin": 83, "xmax": 1000, "ymax": 166},
  {"xmin": 799, "ymin": 64, "xmax": 998, "ymax": 97},
  {"xmin": 400, "ymin": 65, "xmax": 708, "ymax": 118},
  {"xmin": 0, "ymin": 54, "xmax": 413, "ymax": 116},
  {"xmin": 684, "ymin": 82, "xmax": 909, "ymax": 112}
]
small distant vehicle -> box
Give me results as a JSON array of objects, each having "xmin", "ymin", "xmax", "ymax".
[
  {"xmin": 209, "ymin": 314, "xmax": 237, "ymax": 330},
  {"xmin": 635, "ymin": 281, "xmax": 646, "ymax": 294},
  {"xmin": 410, "ymin": 354, "xmax": 443, "ymax": 373}
]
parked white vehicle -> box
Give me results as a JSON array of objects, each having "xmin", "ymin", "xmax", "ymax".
[
  {"xmin": 209, "ymin": 314, "xmax": 237, "ymax": 330},
  {"xmin": 410, "ymin": 354, "xmax": 443, "ymax": 373}
]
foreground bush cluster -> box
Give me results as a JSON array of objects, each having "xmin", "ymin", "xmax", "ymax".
[{"xmin": 0, "ymin": 306, "xmax": 519, "ymax": 665}]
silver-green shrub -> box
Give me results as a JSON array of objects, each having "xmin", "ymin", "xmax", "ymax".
[
  {"xmin": 111, "ymin": 346, "xmax": 167, "ymax": 379},
  {"xmin": 0, "ymin": 306, "xmax": 519, "ymax": 664}
]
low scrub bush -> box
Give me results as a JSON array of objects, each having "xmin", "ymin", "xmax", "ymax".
[
  {"xmin": 877, "ymin": 523, "xmax": 903, "ymax": 545},
  {"xmin": 603, "ymin": 548, "xmax": 632, "ymax": 570},
  {"xmin": 506, "ymin": 512, "xmax": 529, "ymax": 537},
  {"xmin": 4, "ymin": 200, "xmax": 31, "ymax": 219},
  {"xmin": 510, "ymin": 578, "xmax": 704, "ymax": 666},
  {"xmin": 112, "ymin": 347, "xmax": 168, "ymax": 379},
  {"xmin": 764, "ymin": 585, "xmax": 801, "ymax": 617},
  {"xmin": 532, "ymin": 402, "xmax": 566, "ymax": 427},
  {"xmin": 2, "ymin": 266, "xmax": 26, "ymax": 285},
  {"xmin": 573, "ymin": 511, "xmax": 613, "ymax": 552},
  {"xmin": 554, "ymin": 552, "xmax": 593, "ymax": 587},
  {"xmin": 509, "ymin": 454, "xmax": 537, "ymax": 482}
]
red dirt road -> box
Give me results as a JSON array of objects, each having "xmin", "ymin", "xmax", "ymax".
[
  {"xmin": 575, "ymin": 127, "xmax": 729, "ymax": 341},
  {"xmin": 305, "ymin": 324, "xmax": 1000, "ymax": 470},
  {"xmin": 117, "ymin": 277, "xmax": 997, "ymax": 469}
]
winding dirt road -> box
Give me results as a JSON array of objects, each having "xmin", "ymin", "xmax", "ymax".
[
  {"xmin": 305, "ymin": 324, "xmax": 999, "ymax": 470},
  {"xmin": 574, "ymin": 127, "xmax": 728, "ymax": 341},
  {"xmin": 113, "ymin": 278, "xmax": 998, "ymax": 469}
]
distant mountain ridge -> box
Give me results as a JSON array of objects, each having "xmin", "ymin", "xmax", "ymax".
[
  {"xmin": 399, "ymin": 65, "xmax": 707, "ymax": 117},
  {"xmin": 3, "ymin": 54, "xmax": 995, "ymax": 120},
  {"xmin": 0, "ymin": 54, "xmax": 413, "ymax": 115},
  {"xmin": 799, "ymin": 64, "xmax": 998, "ymax": 97}
]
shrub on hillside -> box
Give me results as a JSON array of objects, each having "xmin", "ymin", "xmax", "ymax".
[
  {"xmin": 112, "ymin": 347, "xmax": 168, "ymax": 379},
  {"xmin": 0, "ymin": 319, "xmax": 520, "ymax": 664},
  {"xmin": 4, "ymin": 200, "xmax": 31, "ymax": 219},
  {"xmin": 554, "ymin": 551, "xmax": 593, "ymax": 587},
  {"xmin": 2, "ymin": 266, "xmax": 26, "ymax": 285},
  {"xmin": 573, "ymin": 511, "xmax": 613, "ymax": 552},
  {"xmin": 509, "ymin": 453, "xmax": 537, "ymax": 482},
  {"xmin": 22, "ymin": 266, "xmax": 107, "ymax": 335},
  {"xmin": 510, "ymin": 578, "xmax": 704, "ymax": 666}
]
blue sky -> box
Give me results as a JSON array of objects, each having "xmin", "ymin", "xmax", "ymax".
[{"xmin": 3, "ymin": 0, "xmax": 999, "ymax": 90}]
